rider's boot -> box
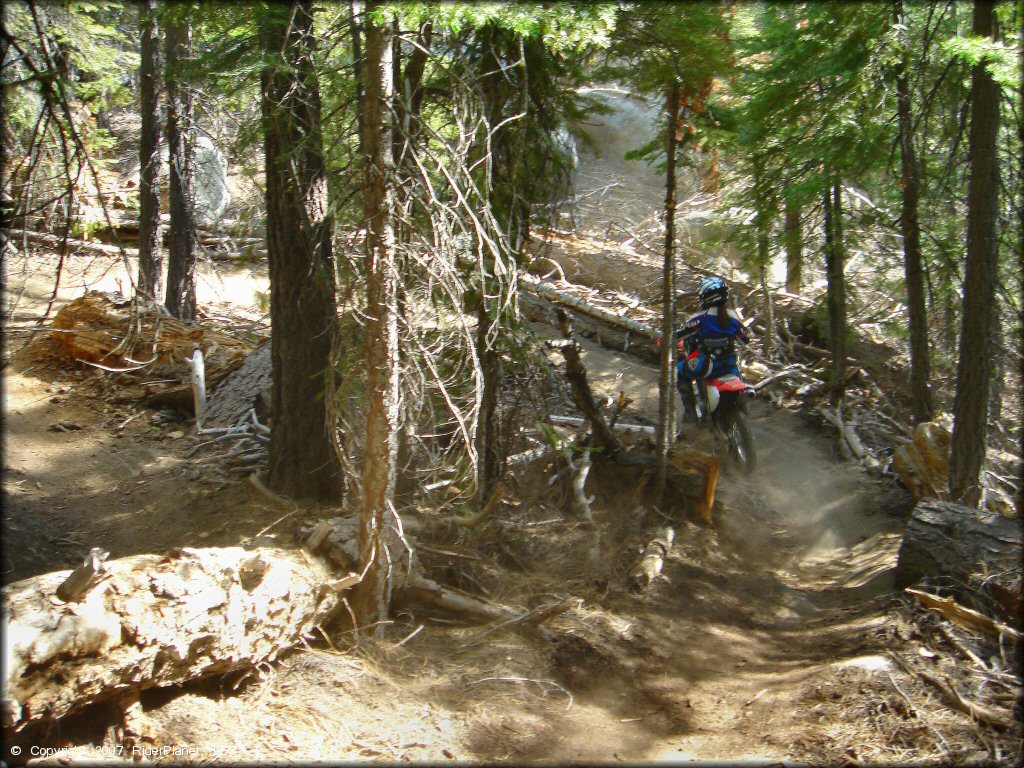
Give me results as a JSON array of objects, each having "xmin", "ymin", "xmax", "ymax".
[{"xmin": 677, "ymin": 381, "xmax": 698, "ymax": 435}]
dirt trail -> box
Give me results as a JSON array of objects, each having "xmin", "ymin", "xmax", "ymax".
[
  {"xmin": 3, "ymin": 255, "xmax": 913, "ymax": 763},
  {"xmin": 533, "ymin": 333, "xmax": 910, "ymax": 763}
]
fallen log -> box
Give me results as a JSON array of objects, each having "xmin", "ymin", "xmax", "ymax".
[
  {"xmin": 894, "ymin": 499, "xmax": 1021, "ymax": 590},
  {"xmin": 2, "ymin": 547, "xmax": 353, "ymax": 731},
  {"xmin": 395, "ymin": 576, "xmax": 558, "ymax": 645},
  {"xmin": 396, "ymin": 575, "xmax": 520, "ymax": 625},
  {"xmin": 520, "ymin": 274, "xmax": 655, "ymax": 339},
  {"xmin": 548, "ymin": 414, "xmax": 654, "ymax": 435},
  {"xmin": 6, "ymin": 227, "xmax": 137, "ymax": 258},
  {"xmin": 631, "ymin": 527, "xmax": 675, "ymax": 592}
]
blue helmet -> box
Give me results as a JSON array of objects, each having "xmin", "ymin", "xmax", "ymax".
[{"xmin": 697, "ymin": 276, "xmax": 728, "ymax": 309}]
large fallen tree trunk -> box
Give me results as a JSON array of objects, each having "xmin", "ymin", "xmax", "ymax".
[
  {"xmin": 2, "ymin": 547, "xmax": 354, "ymax": 731},
  {"xmin": 6, "ymin": 227, "xmax": 138, "ymax": 258},
  {"xmin": 520, "ymin": 276, "xmax": 660, "ymax": 364},
  {"xmin": 520, "ymin": 274, "xmax": 655, "ymax": 339},
  {"xmin": 894, "ymin": 500, "xmax": 1021, "ymax": 590}
]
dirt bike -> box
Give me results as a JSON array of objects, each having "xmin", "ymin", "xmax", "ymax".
[{"xmin": 677, "ymin": 342, "xmax": 757, "ymax": 475}]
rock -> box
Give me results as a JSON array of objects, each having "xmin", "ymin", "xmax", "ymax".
[
  {"xmin": 192, "ymin": 133, "xmax": 231, "ymax": 225},
  {"xmin": 124, "ymin": 134, "xmax": 231, "ymax": 225}
]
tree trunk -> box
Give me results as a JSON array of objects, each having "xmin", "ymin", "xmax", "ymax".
[
  {"xmin": 656, "ymin": 82, "xmax": 680, "ymax": 501},
  {"xmin": 475, "ymin": 29, "xmax": 517, "ymax": 510},
  {"xmin": 823, "ymin": 179, "xmax": 847, "ymax": 405},
  {"xmin": 949, "ymin": 0, "xmax": 1000, "ymax": 507},
  {"xmin": 163, "ymin": 13, "xmax": 196, "ymax": 321},
  {"xmin": 259, "ymin": 0, "xmax": 342, "ymax": 502},
  {"xmin": 354, "ymin": 3, "xmax": 399, "ymax": 629},
  {"xmin": 348, "ymin": 0, "xmax": 364, "ymax": 150},
  {"xmin": 136, "ymin": 0, "xmax": 162, "ymax": 302},
  {"xmin": 476, "ymin": 301, "xmax": 503, "ymax": 508},
  {"xmin": 894, "ymin": 499, "xmax": 1020, "ymax": 590},
  {"xmin": 2, "ymin": 547, "xmax": 349, "ymax": 731},
  {"xmin": 783, "ymin": 197, "xmax": 802, "ymax": 294},
  {"xmin": 392, "ymin": 22, "xmax": 432, "ymax": 503},
  {"xmin": 987, "ymin": 297, "xmax": 1003, "ymax": 424},
  {"xmin": 894, "ymin": 0, "xmax": 933, "ymax": 425}
]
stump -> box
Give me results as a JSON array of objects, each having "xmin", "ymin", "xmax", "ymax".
[
  {"xmin": 668, "ymin": 448, "xmax": 719, "ymax": 524},
  {"xmin": 894, "ymin": 499, "xmax": 1021, "ymax": 589},
  {"xmin": 50, "ymin": 292, "xmax": 255, "ymax": 412},
  {"xmin": 892, "ymin": 418, "xmax": 952, "ymax": 501}
]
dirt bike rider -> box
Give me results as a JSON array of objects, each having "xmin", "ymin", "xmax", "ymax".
[{"xmin": 676, "ymin": 276, "xmax": 750, "ymax": 423}]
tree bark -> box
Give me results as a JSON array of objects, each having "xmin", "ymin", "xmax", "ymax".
[
  {"xmin": 893, "ymin": 0, "xmax": 933, "ymax": 425},
  {"xmin": 259, "ymin": 0, "xmax": 342, "ymax": 502},
  {"xmin": 949, "ymin": 0, "xmax": 1000, "ymax": 507},
  {"xmin": 987, "ymin": 297, "xmax": 1003, "ymax": 423},
  {"xmin": 163, "ymin": 12, "xmax": 196, "ymax": 321},
  {"xmin": 354, "ymin": 3, "xmax": 399, "ymax": 629},
  {"xmin": 476, "ymin": 302, "xmax": 503, "ymax": 508},
  {"xmin": 656, "ymin": 82, "xmax": 680, "ymax": 502},
  {"xmin": 2, "ymin": 547, "xmax": 349, "ymax": 731},
  {"xmin": 823, "ymin": 179, "xmax": 847, "ymax": 405},
  {"xmin": 136, "ymin": 0, "xmax": 162, "ymax": 303},
  {"xmin": 783, "ymin": 197, "xmax": 802, "ymax": 294},
  {"xmin": 392, "ymin": 21, "xmax": 432, "ymax": 502},
  {"xmin": 753, "ymin": 159, "xmax": 774, "ymax": 355}
]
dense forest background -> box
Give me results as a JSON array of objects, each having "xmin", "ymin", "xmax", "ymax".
[{"xmin": 1, "ymin": 1, "xmax": 1022, "ymax": 762}]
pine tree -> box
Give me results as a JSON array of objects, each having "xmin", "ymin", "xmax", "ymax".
[
  {"xmin": 163, "ymin": 7, "xmax": 196, "ymax": 321},
  {"xmin": 949, "ymin": 0, "xmax": 1001, "ymax": 507},
  {"xmin": 259, "ymin": 0, "xmax": 342, "ymax": 502},
  {"xmin": 136, "ymin": 0, "xmax": 162, "ymax": 302},
  {"xmin": 354, "ymin": 0, "xmax": 399, "ymax": 628}
]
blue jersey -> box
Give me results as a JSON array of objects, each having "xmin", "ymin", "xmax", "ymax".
[{"xmin": 676, "ymin": 308, "xmax": 749, "ymax": 381}]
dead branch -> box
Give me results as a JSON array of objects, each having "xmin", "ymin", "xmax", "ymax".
[
  {"xmin": 887, "ymin": 652, "xmax": 1013, "ymax": 731},
  {"xmin": 552, "ymin": 308, "xmax": 623, "ymax": 454},
  {"xmin": 906, "ymin": 588, "xmax": 1021, "ymax": 643},
  {"xmin": 440, "ymin": 482, "xmax": 504, "ymax": 528}
]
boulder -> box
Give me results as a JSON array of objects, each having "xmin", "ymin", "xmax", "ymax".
[{"xmin": 192, "ymin": 133, "xmax": 231, "ymax": 225}]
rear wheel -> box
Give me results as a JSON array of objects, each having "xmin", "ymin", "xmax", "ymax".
[{"xmin": 728, "ymin": 413, "xmax": 756, "ymax": 475}]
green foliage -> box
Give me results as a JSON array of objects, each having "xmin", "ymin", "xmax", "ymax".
[{"xmin": 941, "ymin": 34, "xmax": 1020, "ymax": 88}]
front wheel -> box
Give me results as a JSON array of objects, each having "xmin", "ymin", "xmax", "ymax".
[{"xmin": 728, "ymin": 414, "xmax": 757, "ymax": 475}]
